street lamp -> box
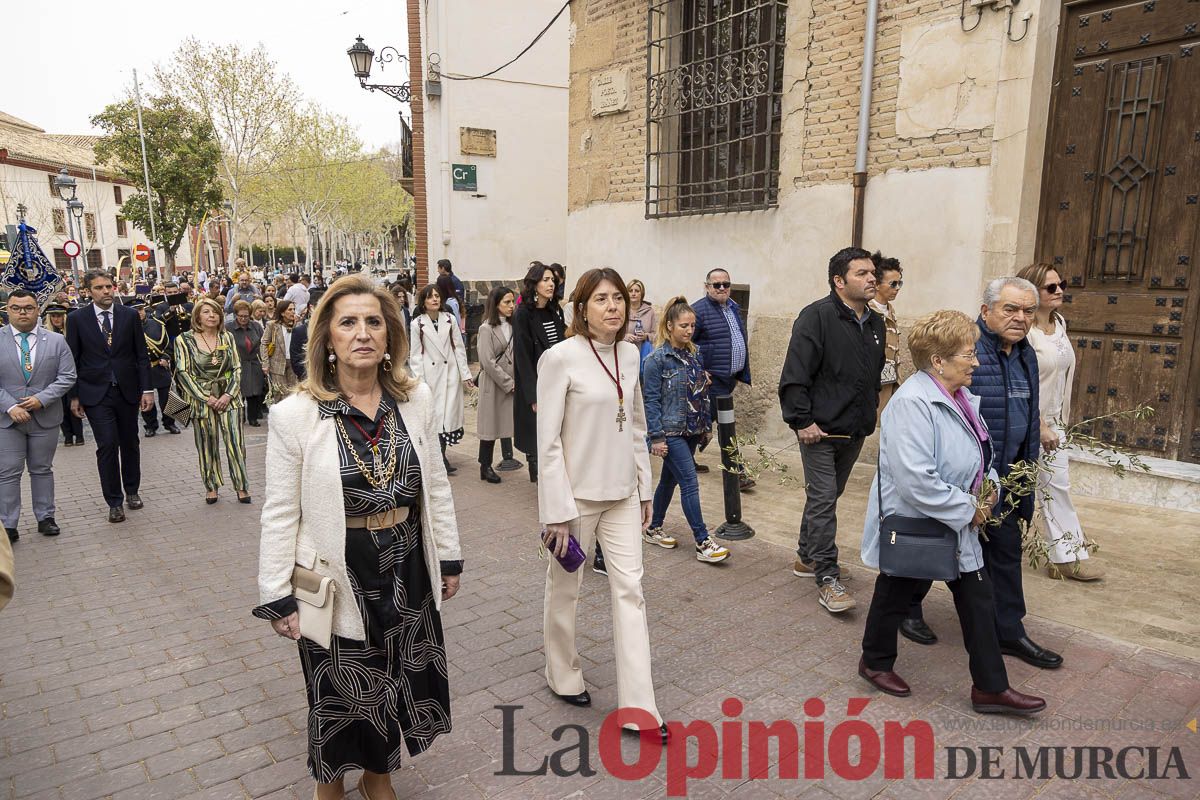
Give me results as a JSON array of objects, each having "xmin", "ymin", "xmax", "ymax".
[
  {"xmin": 51, "ymin": 168, "xmax": 84, "ymax": 282},
  {"xmin": 264, "ymin": 221, "xmax": 274, "ymax": 275},
  {"xmin": 67, "ymin": 197, "xmax": 86, "ymax": 280},
  {"xmin": 53, "ymin": 168, "xmax": 77, "ymax": 203},
  {"xmin": 222, "ymin": 201, "xmax": 235, "ymax": 273},
  {"xmin": 346, "ymin": 36, "xmax": 411, "ymax": 104}
]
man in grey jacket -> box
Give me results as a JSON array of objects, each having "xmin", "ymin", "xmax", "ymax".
[{"xmin": 1, "ymin": 290, "xmax": 77, "ymax": 542}]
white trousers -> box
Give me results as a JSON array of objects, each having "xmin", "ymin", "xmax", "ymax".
[
  {"xmin": 543, "ymin": 493, "xmax": 661, "ymax": 725},
  {"xmin": 1036, "ymin": 423, "xmax": 1090, "ymax": 564}
]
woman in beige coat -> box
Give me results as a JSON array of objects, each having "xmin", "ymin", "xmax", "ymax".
[
  {"xmin": 476, "ymin": 286, "xmax": 521, "ymax": 482},
  {"xmin": 262, "ymin": 300, "xmax": 299, "ymax": 403}
]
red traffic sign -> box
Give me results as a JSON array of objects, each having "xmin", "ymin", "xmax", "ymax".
[
  {"xmin": 134, "ymin": 244, "xmax": 152, "ymax": 262},
  {"xmin": 62, "ymin": 240, "xmax": 81, "ymax": 258}
]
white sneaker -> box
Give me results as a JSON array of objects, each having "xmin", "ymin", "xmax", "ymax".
[
  {"xmin": 643, "ymin": 527, "xmax": 678, "ymax": 549},
  {"xmin": 696, "ymin": 537, "xmax": 730, "ymax": 563}
]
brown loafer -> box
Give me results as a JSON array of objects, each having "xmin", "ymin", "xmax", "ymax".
[
  {"xmin": 858, "ymin": 656, "xmax": 911, "ymax": 697},
  {"xmin": 971, "ymin": 687, "xmax": 1046, "ymax": 715}
]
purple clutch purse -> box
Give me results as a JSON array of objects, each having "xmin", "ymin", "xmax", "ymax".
[{"xmin": 543, "ymin": 527, "xmax": 586, "ymax": 573}]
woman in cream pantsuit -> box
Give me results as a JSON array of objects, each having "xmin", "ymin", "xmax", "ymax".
[
  {"xmin": 1018, "ymin": 263, "xmax": 1104, "ymax": 581},
  {"xmin": 408, "ymin": 284, "xmax": 474, "ymax": 474},
  {"xmin": 538, "ymin": 267, "xmax": 667, "ymax": 744}
]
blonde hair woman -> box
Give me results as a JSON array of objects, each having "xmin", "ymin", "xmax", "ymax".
[
  {"xmin": 858, "ymin": 310, "xmax": 1045, "ymax": 716},
  {"xmin": 254, "ymin": 276, "xmax": 462, "ymax": 800},
  {"xmin": 174, "ymin": 297, "xmax": 249, "ymax": 504}
]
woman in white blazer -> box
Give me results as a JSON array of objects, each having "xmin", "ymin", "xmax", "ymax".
[
  {"xmin": 538, "ymin": 268, "xmax": 667, "ymax": 745},
  {"xmin": 408, "ymin": 284, "xmax": 474, "ymax": 475},
  {"xmin": 254, "ymin": 276, "xmax": 463, "ymax": 800}
]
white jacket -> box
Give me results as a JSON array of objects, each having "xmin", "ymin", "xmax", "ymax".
[
  {"xmin": 257, "ymin": 386, "xmax": 463, "ymax": 641},
  {"xmin": 408, "ymin": 312, "xmax": 471, "ymax": 434}
]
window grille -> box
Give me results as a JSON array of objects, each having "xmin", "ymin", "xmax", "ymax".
[
  {"xmin": 85, "ymin": 213, "xmax": 97, "ymax": 240},
  {"xmin": 116, "ymin": 216, "xmax": 128, "ymax": 237},
  {"xmin": 646, "ymin": 0, "xmax": 787, "ymax": 219},
  {"xmin": 114, "ymin": 185, "xmax": 123, "ymax": 204},
  {"xmin": 52, "ymin": 208, "xmax": 67, "ymax": 235}
]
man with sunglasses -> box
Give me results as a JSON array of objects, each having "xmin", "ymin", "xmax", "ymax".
[{"xmin": 692, "ymin": 268, "xmax": 754, "ymax": 490}]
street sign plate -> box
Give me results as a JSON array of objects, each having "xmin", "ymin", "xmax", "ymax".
[
  {"xmin": 452, "ymin": 164, "xmax": 477, "ymax": 192},
  {"xmin": 134, "ymin": 244, "xmax": 151, "ymax": 262},
  {"xmin": 63, "ymin": 240, "xmax": 81, "ymax": 258}
]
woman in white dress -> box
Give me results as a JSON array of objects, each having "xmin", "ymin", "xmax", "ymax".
[
  {"xmin": 408, "ymin": 284, "xmax": 474, "ymax": 474},
  {"xmin": 1018, "ymin": 263, "xmax": 1104, "ymax": 582}
]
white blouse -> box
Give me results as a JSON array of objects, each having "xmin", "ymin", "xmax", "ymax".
[{"xmin": 1027, "ymin": 315, "xmax": 1075, "ymax": 426}]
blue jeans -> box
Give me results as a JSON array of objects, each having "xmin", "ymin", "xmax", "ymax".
[{"xmin": 651, "ymin": 435, "xmax": 708, "ymax": 544}]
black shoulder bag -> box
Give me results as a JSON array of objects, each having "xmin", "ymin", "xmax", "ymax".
[{"xmin": 876, "ymin": 454, "xmax": 961, "ymax": 582}]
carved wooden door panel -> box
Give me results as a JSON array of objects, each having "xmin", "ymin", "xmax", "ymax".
[{"xmin": 1037, "ymin": 0, "xmax": 1200, "ymax": 462}]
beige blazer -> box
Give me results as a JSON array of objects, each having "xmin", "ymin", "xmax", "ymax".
[{"xmin": 257, "ymin": 385, "xmax": 463, "ymax": 641}]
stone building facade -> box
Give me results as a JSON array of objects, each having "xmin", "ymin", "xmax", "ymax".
[{"xmin": 566, "ymin": 0, "xmax": 1200, "ymax": 463}]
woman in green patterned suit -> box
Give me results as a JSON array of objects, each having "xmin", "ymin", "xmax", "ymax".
[{"xmin": 174, "ymin": 297, "xmax": 251, "ymax": 504}]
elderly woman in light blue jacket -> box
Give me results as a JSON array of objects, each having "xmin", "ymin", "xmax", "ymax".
[{"xmin": 858, "ymin": 310, "xmax": 1045, "ymax": 716}]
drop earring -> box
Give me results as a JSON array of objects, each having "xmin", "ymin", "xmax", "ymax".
[
  {"xmin": 328, "ymin": 353, "xmax": 337, "ymax": 374},
  {"xmin": 382, "ymin": 352, "xmax": 393, "ymax": 373}
]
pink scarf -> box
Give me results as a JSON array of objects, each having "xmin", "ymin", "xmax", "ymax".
[{"xmin": 925, "ymin": 371, "xmax": 989, "ymax": 491}]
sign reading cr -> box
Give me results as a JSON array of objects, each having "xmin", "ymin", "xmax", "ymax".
[{"xmin": 451, "ymin": 164, "xmax": 477, "ymax": 192}]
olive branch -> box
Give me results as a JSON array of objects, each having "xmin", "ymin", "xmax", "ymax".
[
  {"xmin": 722, "ymin": 405, "xmax": 1156, "ymax": 575},
  {"xmin": 975, "ymin": 405, "xmax": 1154, "ymax": 574}
]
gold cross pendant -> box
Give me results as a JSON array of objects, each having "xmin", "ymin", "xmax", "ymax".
[{"xmin": 616, "ymin": 402, "xmax": 627, "ymax": 432}]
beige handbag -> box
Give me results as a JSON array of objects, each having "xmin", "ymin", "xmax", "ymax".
[{"xmin": 291, "ymin": 563, "xmax": 336, "ymax": 649}]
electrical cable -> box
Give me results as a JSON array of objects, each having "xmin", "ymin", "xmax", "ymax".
[{"xmin": 441, "ymin": 0, "xmax": 570, "ymax": 81}]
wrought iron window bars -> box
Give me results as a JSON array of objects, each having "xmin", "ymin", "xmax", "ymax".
[{"xmin": 646, "ymin": 0, "xmax": 788, "ymax": 219}]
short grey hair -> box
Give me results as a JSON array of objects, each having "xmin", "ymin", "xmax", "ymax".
[{"xmin": 982, "ymin": 277, "xmax": 1039, "ymax": 310}]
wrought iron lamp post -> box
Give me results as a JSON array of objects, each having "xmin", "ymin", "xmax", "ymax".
[
  {"xmin": 53, "ymin": 168, "xmax": 83, "ymax": 283},
  {"xmin": 346, "ymin": 36, "xmax": 412, "ymax": 104},
  {"xmin": 222, "ymin": 201, "xmax": 235, "ymax": 273},
  {"xmin": 264, "ymin": 221, "xmax": 274, "ymax": 274}
]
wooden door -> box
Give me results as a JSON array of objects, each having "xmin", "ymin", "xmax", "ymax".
[{"xmin": 1037, "ymin": 0, "xmax": 1200, "ymax": 462}]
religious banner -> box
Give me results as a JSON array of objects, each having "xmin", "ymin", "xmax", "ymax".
[{"xmin": 1, "ymin": 221, "xmax": 62, "ymax": 309}]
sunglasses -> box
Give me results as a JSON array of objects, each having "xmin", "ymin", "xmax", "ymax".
[
  {"xmin": 886, "ymin": 280, "xmax": 904, "ymax": 289},
  {"xmin": 1043, "ymin": 281, "xmax": 1068, "ymax": 294},
  {"xmin": 708, "ymin": 282, "xmax": 731, "ymax": 290}
]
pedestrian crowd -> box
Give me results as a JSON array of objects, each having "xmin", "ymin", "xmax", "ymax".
[{"xmin": 0, "ymin": 247, "xmax": 1103, "ymax": 798}]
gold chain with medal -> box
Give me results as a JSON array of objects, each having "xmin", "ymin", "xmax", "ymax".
[{"xmin": 334, "ymin": 403, "xmax": 398, "ymax": 489}]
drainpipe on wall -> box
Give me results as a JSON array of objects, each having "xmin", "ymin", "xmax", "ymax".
[
  {"xmin": 851, "ymin": 0, "xmax": 880, "ymax": 248},
  {"xmin": 406, "ymin": 0, "xmax": 429, "ymax": 285},
  {"xmin": 437, "ymin": 0, "xmax": 452, "ymax": 249}
]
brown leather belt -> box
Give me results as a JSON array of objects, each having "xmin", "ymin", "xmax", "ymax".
[{"xmin": 345, "ymin": 508, "xmax": 405, "ymax": 530}]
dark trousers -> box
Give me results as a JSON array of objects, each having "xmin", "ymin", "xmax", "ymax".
[
  {"xmin": 141, "ymin": 386, "xmax": 174, "ymax": 431},
  {"xmin": 862, "ymin": 571, "xmax": 1008, "ymax": 693},
  {"xmin": 83, "ymin": 385, "xmax": 142, "ymax": 508},
  {"xmin": 478, "ymin": 438, "xmax": 514, "ymax": 465},
  {"xmin": 60, "ymin": 397, "xmax": 84, "ymax": 443},
  {"xmin": 982, "ymin": 492, "xmax": 1032, "ymax": 641},
  {"xmin": 797, "ymin": 435, "xmax": 865, "ymax": 583},
  {"xmin": 245, "ymin": 394, "xmax": 265, "ymax": 424}
]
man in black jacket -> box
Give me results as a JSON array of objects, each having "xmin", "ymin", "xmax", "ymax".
[
  {"xmin": 289, "ymin": 321, "xmax": 308, "ymax": 381},
  {"xmin": 779, "ymin": 247, "xmax": 885, "ymax": 614},
  {"xmin": 66, "ymin": 271, "xmax": 155, "ymax": 523}
]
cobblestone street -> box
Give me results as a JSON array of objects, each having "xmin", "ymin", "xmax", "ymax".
[{"xmin": 1, "ymin": 417, "xmax": 1198, "ymax": 800}]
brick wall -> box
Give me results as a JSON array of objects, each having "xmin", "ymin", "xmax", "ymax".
[
  {"xmin": 800, "ymin": 0, "xmax": 994, "ymax": 184},
  {"xmin": 408, "ymin": 0, "xmax": 430, "ymax": 287},
  {"xmin": 568, "ymin": 0, "xmax": 995, "ymax": 211}
]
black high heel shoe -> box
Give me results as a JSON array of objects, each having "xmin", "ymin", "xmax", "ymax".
[
  {"xmin": 205, "ymin": 493, "xmax": 218, "ymax": 505},
  {"xmin": 237, "ymin": 493, "xmax": 252, "ymax": 504}
]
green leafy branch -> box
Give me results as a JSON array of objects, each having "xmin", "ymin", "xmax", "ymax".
[{"xmin": 976, "ymin": 405, "xmax": 1154, "ymax": 573}]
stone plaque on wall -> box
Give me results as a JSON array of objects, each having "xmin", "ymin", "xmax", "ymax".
[
  {"xmin": 590, "ymin": 68, "xmax": 630, "ymax": 117},
  {"xmin": 460, "ymin": 127, "xmax": 497, "ymax": 157}
]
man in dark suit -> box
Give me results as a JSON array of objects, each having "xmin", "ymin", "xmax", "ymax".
[
  {"xmin": 289, "ymin": 320, "xmax": 308, "ymax": 381},
  {"xmin": 66, "ymin": 271, "xmax": 155, "ymax": 523},
  {"xmin": 133, "ymin": 299, "xmax": 179, "ymax": 436}
]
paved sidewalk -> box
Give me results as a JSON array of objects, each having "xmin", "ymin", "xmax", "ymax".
[{"xmin": 1, "ymin": 417, "xmax": 1197, "ymax": 800}]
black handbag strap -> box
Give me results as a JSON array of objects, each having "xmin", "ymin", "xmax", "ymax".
[{"xmin": 876, "ymin": 449, "xmax": 886, "ymax": 522}]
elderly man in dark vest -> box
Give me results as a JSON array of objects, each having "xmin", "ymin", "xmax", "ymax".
[{"xmin": 906, "ymin": 276, "xmax": 1063, "ymax": 670}]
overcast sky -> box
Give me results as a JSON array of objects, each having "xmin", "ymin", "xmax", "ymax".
[{"xmin": 7, "ymin": 0, "xmax": 410, "ymax": 150}]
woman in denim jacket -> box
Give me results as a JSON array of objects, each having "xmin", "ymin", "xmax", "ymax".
[{"xmin": 642, "ymin": 298, "xmax": 730, "ymax": 563}]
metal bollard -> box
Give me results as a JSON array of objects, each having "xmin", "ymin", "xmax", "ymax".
[{"xmin": 713, "ymin": 394, "xmax": 755, "ymax": 541}]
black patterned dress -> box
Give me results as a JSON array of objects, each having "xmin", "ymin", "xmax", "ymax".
[{"xmin": 253, "ymin": 393, "xmax": 461, "ymax": 782}]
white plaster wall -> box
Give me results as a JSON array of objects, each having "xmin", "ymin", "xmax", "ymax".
[
  {"xmin": 566, "ymin": 165, "xmax": 990, "ymax": 320},
  {"xmin": 421, "ymin": 0, "xmax": 568, "ymax": 282},
  {"xmin": 0, "ymin": 162, "xmax": 186, "ymax": 274}
]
